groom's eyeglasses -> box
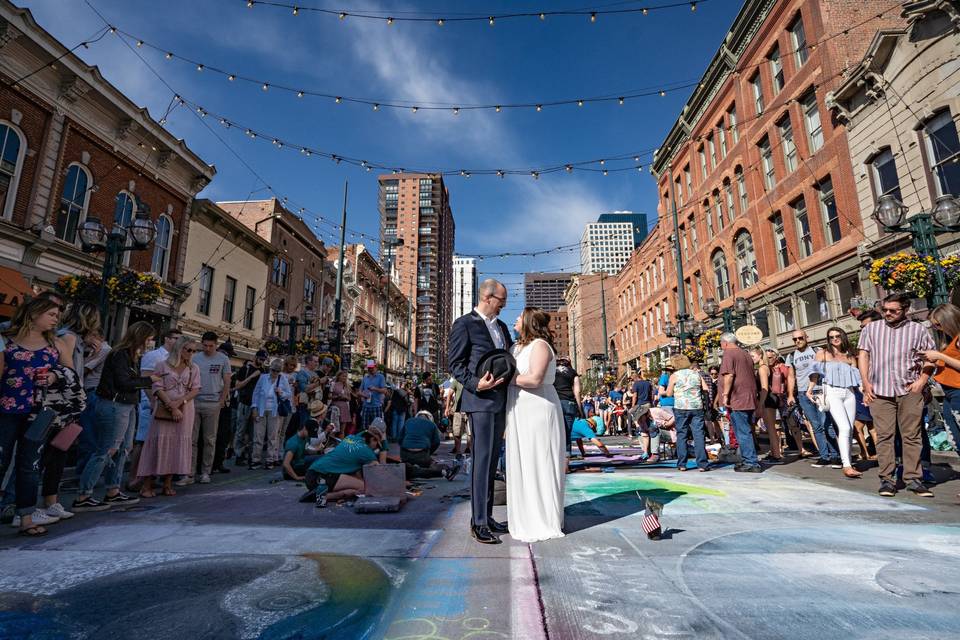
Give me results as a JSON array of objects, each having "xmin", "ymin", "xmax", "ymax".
[{"xmin": 487, "ymin": 294, "xmax": 506, "ymax": 303}]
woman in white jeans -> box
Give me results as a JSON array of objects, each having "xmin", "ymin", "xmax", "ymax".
[{"xmin": 808, "ymin": 327, "xmax": 862, "ymax": 478}]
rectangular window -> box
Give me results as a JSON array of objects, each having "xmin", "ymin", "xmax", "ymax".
[
  {"xmin": 198, "ymin": 265, "xmax": 214, "ymax": 315},
  {"xmin": 675, "ymin": 176, "xmax": 684, "ymax": 207},
  {"xmin": 728, "ymin": 105, "xmax": 739, "ymax": 143},
  {"xmin": 705, "ymin": 202, "xmax": 714, "ymax": 238},
  {"xmin": 694, "ymin": 272, "xmax": 704, "ymax": 309},
  {"xmin": 800, "ymin": 287, "xmax": 830, "ymax": 325},
  {"xmin": 714, "ymin": 194, "xmax": 725, "ymax": 231},
  {"xmin": 925, "ymin": 110, "xmax": 960, "ymax": 197},
  {"xmin": 303, "ymin": 277, "xmax": 317, "ymax": 304},
  {"xmin": 724, "ymin": 182, "xmax": 736, "ymax": 221},
  {"xmin": 680, "ymin": 224, "xmax": 688, "ymax": 254},
  {"xmin": 835, "ymin": 275, "xmax": 862, "ymax": 314},
  {"xmin": 271, "ymin": 257, "xmax": 288, "ymax": 288},
  {"xmin": 872, "ymin": 148, "xmax": 902, "ymax": 201},
  {"xmin": 718, "ymin": 122, "xmax": 728, "ymax": 157},
  {"xmin": 776, "ymin": 301, "xmax": 795, "ymax": 333},
  {"xmin": 801, "ymin": 91, "xmax": 823, "ymax": 153},
  {"xmin": 689, "ymin": 216, "xmax": 698, "ymax": 247},
  {"xmin": 760, "ymin": 136, "xmax": 775, "ymax": 190},
  {"xmin": 819, "ymin": 177, "xmax": 841, "ymax": 244},
  {"xmin": 769, "ymin": 45, "xmax": 784, "ymax": 94},
  {"xmin": 685, "ymin": 279, "xmax": 695, "ymax": 314},
  {"xmin": 737, "ymin": 170, "xmax": 748, "ymax": 212},
  {"xmin": 699, "ymin": 147, "xmax": 708, "ymax": 179},
  {"xmin": 750, "ymin": 72, "xmax": 764, "ymax": 115},
  {"xmin": 222, "ymin": 276, "xmax": 236, "ymax": 323},
  {"xmin": 243, "ymin": 286, "xmax": 256, "ymax": 330},
  {"xmin": 790, "ymin": 16, "xmax": 808, "ymax": 68},
  {"xmin": 771, "ymin": 214, "xmax": 790, "ymax": 268},
  {"xmin": 708, "ymin": 136, "xmax": 717, "ymax": 170},
  {"xmin": 794, "ymin": 198, "xmax": 813, "ymax": 258},
  {"xmin": 779, "ymin": 117, "xmax": 797, "ymax": 173},
  {"xmin": 684, "ymin": 165, "xmax": 693, "ymax": 198}
]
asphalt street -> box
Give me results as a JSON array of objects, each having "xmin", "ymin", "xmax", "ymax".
[{"xmin": 1, "ymin": 441, "xmax": 958, "ymax": 640}]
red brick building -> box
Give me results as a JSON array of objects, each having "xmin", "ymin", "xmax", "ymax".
[
  {"xmin": 0, "ymin": 3, "xmax": 214, "ymax": 330},
  {"xmin": 616, "ymin": 0, "xmax": 904, "ymax": 372}
]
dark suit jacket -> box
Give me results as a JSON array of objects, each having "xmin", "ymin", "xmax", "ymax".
[{"xmin": 448, "ymin": 310, "xmax": 514, "ymax": 413}]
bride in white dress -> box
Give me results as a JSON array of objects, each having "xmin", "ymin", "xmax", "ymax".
[{"xmin": 506, "ymin": 307, "xmax": 566, "ymax": 543}]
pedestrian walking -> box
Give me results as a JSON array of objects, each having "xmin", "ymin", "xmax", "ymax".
[
  {"xmin": 787, "ymin": 330, "xmax": 840, "ymax": 467},
  {"xmin": 858, "ymin": 293, "xmax": 936, "ymax": 498},
  {"xmin": 553, "ymin": 357, "xmax": 582, "ymax": 458},
  {"xmin": 665, "ymin": 354, "xmax": 710, "ymax": 471},
  {"xmin": 250, "ymin": 358, "xmax": 293, "ymax": 469},
  {"xmin": 718, "ymin": 333, "xmax": 761, "ymax": 473}
]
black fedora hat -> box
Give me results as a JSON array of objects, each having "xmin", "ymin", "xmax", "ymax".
[{"xmin": 476, "ymin": 348, "xmax": 517, "ymax": 383}]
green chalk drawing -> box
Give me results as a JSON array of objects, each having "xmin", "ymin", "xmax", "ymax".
[{"xmin": 567, "ymin": 476, "xmax": 725, "ymax": 498}]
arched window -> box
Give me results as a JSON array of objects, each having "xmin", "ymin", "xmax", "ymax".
[
  {"xmin": 55, "ymin": 163, "xmax": 91, "ymax": 243},
  {"xmin": 151, "ymin": 214, "xmax": 173, "ymax": 278},
  {"xmin": 712, "ymin": 249, "xmax": 731, "ymax": 300},
  {"xmin": 114, "ymin": 191, "xmax": 135, "ymax": 228},
  {"xmin": 0, "ymin": 122, "xmax": 25, "ymax": 221},
  {"xmin": 734, "ymin": 230, "xmax": 758, "ymax": 289},
  {"xmin": 723, "ymin": 178, "xmax": 736, "ymax": 221}
]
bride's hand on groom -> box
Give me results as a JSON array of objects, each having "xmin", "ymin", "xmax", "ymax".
[{"xmin": 477, "ymin": 371, "xmax": 505, "ymax": 391}]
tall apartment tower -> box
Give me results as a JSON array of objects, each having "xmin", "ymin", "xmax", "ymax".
[
  {"xmin": 580, "ymin": 219, "xmax": 636, "ymax": 275},
  {"xmin": 596, "ymin": 211, "xmax": 649, "ymax": 249},
  {"xmin": 378, "ymin": 173, "xmax": 455, "ymax": 371},
  {"xmin": 524, "ymin": 272, "xmax": 573, "ymax": 312},
  {"xmin": 452, "ymin": 256, "xmax": 478, "ymax": 322}
]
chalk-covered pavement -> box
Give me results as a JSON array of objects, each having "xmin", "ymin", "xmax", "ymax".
[{"xmin": 1, "ymin": 451, "xmax": 959, "ymax": 640}]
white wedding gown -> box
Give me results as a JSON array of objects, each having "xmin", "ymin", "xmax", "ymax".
[{"xmin": 506, "ymin": 339, "xmax": 566, "ymax": 543}]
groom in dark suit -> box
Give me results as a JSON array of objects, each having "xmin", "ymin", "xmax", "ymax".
[{"xmin": 448, "ymin": 279, "xmax": 513, "ymax": 544}]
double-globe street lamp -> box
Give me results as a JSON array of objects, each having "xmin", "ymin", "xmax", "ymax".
[
  {"xmin": 702, "ymin": 296, "xmax": 750, "ymax": 333},
  {"xmin": 78, "ymin": 203, "xmax": 157, "ymax": 327},
  {"xmin": 873, "ymin": 193, "xmax": 960, "ymax": 307},
  {"xmin": 274, "ymin": 306, "xmax": 317, "ymax": 355}
]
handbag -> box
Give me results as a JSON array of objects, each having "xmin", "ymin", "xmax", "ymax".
[
  {"xmin": 152, "ymin": 365, "xmax": 191, "ymax": 421},
  {"xmin": 276, "ymin": 376, "xmax": 292, "ymax": 417},
  {"xmin": 25, "ymin": 384, "xmax": 57, "ymax": 443},
  {"xmin": 50, "ymin": 422, "xmax": 83, "ymax": 451}
]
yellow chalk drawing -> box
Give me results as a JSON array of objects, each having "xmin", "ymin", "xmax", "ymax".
[{"xmin": 386, "ymin": 615, "xmax": 509, "ymax": 640}]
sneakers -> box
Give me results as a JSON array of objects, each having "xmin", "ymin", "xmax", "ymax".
[
  {"xmin": 45, "ymin": 503, "xmax": 75, "ymax": 520},
  {"xmin": 248, "ymin": 463, "xmax": 263, "ymax": 470},
  {"xmin": 29, "ymin": 510, "xmax": 60, "ymax": 526},
  {"xmin": 315, "ymin": 483, "xmax": 329, "ymax": 508},
  {"xmin": 445, "ymin": 460, "xmax": 463, "ymax": 481},
  {"xmin": 878, "ymin": 481, "xmax": 897, "ymax": 497},
  {"xmin": 763, "ymin": 456, "xmax": 784, "ymax": 464},
  {"xmin": 906, "ymin": 481, "xmax": 934, "ymax": 498},
  {"xmin": 829, "ymin": 458, "xmax": 843, "ymax": 469},
  {"xmin": 103, "ymin": 492, "xmax": 140, "ymax": 506},
  {"xmin": 174, "ymin": 476, "xmax": 195, "ymax": 486},
  {"xmin": 198, "ymin": 474, "xmax": 211, "ymax": 484},
  {"xmin": 71, "ymin": 496, "xmax": 111, "ymax": 512},
  {"xmin": 734, "ymin": 464, "xmax": 763, "ymax": 473},
  {"xmin": 810, "ymin": 459, "xmax": 832, "ymax": 468}
]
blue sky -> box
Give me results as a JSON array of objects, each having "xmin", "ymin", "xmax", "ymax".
[{"xmin": 21, "ymin": 0, "xmax": 742, "ymax": 323}]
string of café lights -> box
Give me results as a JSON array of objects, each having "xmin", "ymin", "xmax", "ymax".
[
  {"xmin": 242, "ymin": 0, "xmax": 705, "ymax": 26},
  {"xmin": 115, "ymin": 24, "xmax": 698, "ymax": 114}
]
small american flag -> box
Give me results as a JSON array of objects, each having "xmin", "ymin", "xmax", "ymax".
[{"xmin": 641, "ymin": 510, "xmax": 661, "ymax": 535}]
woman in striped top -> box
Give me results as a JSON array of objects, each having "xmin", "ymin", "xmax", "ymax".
[{"xmin": 809, "ymin": 327, "xmax": 862, "ymax": 478}]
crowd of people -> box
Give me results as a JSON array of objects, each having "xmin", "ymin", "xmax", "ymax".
[
  {"xmin": 0, "ymin": 292, "xmax": 464, "ymax": 536},
  {"xmin": 555, "ymin": 292, "xmax": 958, "ymax": 499}
]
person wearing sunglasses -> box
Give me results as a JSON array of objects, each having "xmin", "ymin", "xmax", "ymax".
[
  {"xmin": 808, "ymin": 328, "xmax": 863, "ymax": 478},
  {"xmin": 138, "ymin": 337, "xmax": 200, "ymax": 498},
  {"xmin": 786, "ymin": 330, "xmax": 840, "ymax": 466},
  {"xmin": 858, "ymin": 293, "xmax": 936, "ymax": 498}
]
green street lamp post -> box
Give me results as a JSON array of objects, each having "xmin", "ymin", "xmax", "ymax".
[
  {"xmin": 275, "ymin": 306, "xmax": 316, "ymax": 355},
  {"xmin": 703, "ymin": 296, "xmax": 749, "ymax": 333},
  {"xmin": 78, "ymin": 201, "xmax": 157, "ymax": 330},
  {"xmin": 873, "ymin": 193, "xmax": 960, "ymax": 307}
]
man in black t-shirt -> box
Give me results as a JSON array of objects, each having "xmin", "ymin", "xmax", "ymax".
[
  {"xmin": 554, "ymin": 357, "xmax": 581, "ymax": 456},
  {"xmin": 627, "ymin": 371, "xmax": 654, "ymax": 438},
  {"xmin": 415, "ymin": 372, "xmax": 442, "ymax": 422}
]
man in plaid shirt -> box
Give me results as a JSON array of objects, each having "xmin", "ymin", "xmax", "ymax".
[{"xmin": 857, "ymin": 293, "xmax": 935, "ymax": 498}]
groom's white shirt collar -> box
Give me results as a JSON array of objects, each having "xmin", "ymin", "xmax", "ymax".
[{"xmin": 474, "ymin": 307, "xmax": 505, "ymax": 349}]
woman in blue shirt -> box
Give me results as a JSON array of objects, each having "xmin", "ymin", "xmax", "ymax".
[
  {"xmin": 306, "ymin": 427, "xmax": 384, "ymax": 506},
  {"xmin": 250, "ymin": 359, "xmax": 293, "ymax": 470}
]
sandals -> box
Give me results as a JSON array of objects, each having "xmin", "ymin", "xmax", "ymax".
[
  {"xmin": 19, "ymin": 525, "xmax": 47, "ymax": 537},
  {"xmin": 139, "ymin": 490, "xmax": 157, "ymax": 499}
]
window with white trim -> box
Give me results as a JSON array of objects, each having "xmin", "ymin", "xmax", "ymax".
[
  {"xmin": 871, "ymin": 148, "xmax": 902, "ymax": 201},
  {"xmin": 712, "ymin": 250, "xmax": 731, "ymax": 300},
  {"xmin": 790, "ymin": 15, "xmax": 808, "ymax": 68},
  {"xmin": 151, "ymin": 214, "xmax": 173, "ymax": 278},
  {"xmin": 819, "ymin": 177, "xmax": 841, "ymax": 244},
  {"xmin": 198, "ymin": 265, "xmax": 214, "ymax": 315},
  {"xmin": 924, "ymin": 110, "xmax": 960, "ymax": 197},
  {"xmin": 0, "ymin": 122, "xmax": 24, "ymax": 221},
  {"xmin": 793, "ymin": 197, "xmax": 813, "ymax": 258},
  {"xmin": 55, "ymin": 163, "xmax": 91, "ymax": 243},
  {"xmin": 734, "ymin": 230, "xmax": 758, "ymax": 289},
  {"xmin": 769, "ymin": 45, "xmax": 784, "ymax": 95},
  {"xmin": 779, "ymin": 116, "xmax": 797, "ymax": 173},
  {"xmin": 801, "ymin": 91, "xmax": 823, "ymax": 153}
]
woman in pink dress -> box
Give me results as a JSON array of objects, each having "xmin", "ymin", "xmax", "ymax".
[{"xmin": 138, "ymin": 337, "xmax": 200, "ymax": 497}]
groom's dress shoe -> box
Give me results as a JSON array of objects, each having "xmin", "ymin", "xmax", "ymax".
[
  {"xmin": 471, "ymin": 525, "xmax": 502, "ymax": 544},
  {"xmin": 489, "ymin": 519, "xmax": 508, "ymax": 534}
]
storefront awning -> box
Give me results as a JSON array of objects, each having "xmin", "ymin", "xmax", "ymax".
[{"xmin": 0, "ymin": 266, "xmax": 31, "ymax": 319}]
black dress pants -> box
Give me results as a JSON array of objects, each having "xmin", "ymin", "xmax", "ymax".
[{"xmin": 469, "ymin": 410, "xmax": 505, "ymax": 527}]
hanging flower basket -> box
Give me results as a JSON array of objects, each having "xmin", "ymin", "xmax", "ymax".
[
  {"xmin": 57, "ymin": 271, "xmax": 163, "ymax": 307},
  {"xmin": 698, "ymin": 328, "xmax": 722, "ymax": 351},
  {"xmin": 263, "ymin": 336, "xmax": 285, "ymax": 356},
  {"xmin": 683, "ymin": 344, "xmax": 706, "ymax": 363},
  {"xmin": 294, "ymin": 337, "xmax": 321, "ymax": 355},
  {"xmin": 868, "ymin": 252, "xmax": 960, "ymax": 300}
]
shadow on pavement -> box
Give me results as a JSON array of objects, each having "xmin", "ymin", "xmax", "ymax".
[{"xmin": 563, "ymin": 487, "xmax": 686, "ymax": 534}]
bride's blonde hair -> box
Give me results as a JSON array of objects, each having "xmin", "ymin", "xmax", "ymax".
[{"xmin": 516, "ymin": 306, "xmax": 555, "ymax": 348}]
